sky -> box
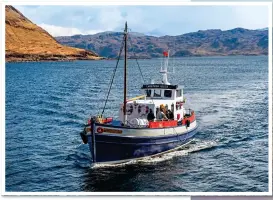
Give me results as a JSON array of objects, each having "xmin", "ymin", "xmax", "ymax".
[{"xmin": 14, "ymin": 5, "xmax": 269, "ymax": 37}]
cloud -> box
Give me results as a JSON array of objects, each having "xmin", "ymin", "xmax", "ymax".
[
  {"xmin": 39, "ymin": 23, "xmax": 83, "ymax": 36},
  {"xmin": 39, "ymin": 23, "xmax": 104, "ymax": 37},
  {"xmin": 97, "ymin": 7, "xmax": 125, "ymax": 31},
  {"xmin": 232, "ymin": 6, "xmax": 269, "ymax": 29},
  {"xmin": 14, "ymin": 5, "xmax": 269, "ymax": 37}
]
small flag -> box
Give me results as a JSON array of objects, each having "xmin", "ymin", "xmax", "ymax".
[{"xmin": 163, "ymin": 51, "xmax": 168, "ymax": 57}]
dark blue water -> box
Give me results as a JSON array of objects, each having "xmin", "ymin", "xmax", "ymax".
[{"xmin": 6, "ymin": 56, "xmax": 268, "ymax": 192}]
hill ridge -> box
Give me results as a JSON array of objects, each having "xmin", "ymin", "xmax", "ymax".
[
  {"xmin": 5, "ymin": 6, "xmax": 102, "ymax": 62},
  {"xmin": 56, "ymin": 28, "xmax": 268, "ymax": 58}
]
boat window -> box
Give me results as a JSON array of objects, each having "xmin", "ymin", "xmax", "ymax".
[
  {"xmin": 176, "ymin": 89, "xmax": 182, "ymax": 97},
  {"xmin": 146, "ymin": 90, "xmax": 151, "ymax": 97},
  {"xmin": 164, "ymin": 90, "xmax": 172, "ymax": 98},
  {"xmin": 153, "ymin": 89, "xmax": 161, "ymax": 97}
]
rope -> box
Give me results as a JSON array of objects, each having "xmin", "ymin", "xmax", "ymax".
[
  {"xmin": 127, "ymin": 32, "xmax": 155, "ymax": 106},
  {"xmin": 100, "ymin": 35, "xmax": 125, "ymax": 116},
  {"xmin": 100, "ymin": 30, "xmax": 155, "ymax": 118}
]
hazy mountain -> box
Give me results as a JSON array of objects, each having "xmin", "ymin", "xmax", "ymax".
[{"xmin": 56, "ymin": 28, "xmax": 268, "ymax": 59}]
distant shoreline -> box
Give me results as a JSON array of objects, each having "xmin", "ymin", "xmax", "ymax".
[{"xmin": 5, "ymin": 54, "xmax": 268, "ymax": 63}]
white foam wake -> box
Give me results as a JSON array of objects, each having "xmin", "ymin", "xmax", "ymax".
[{"xmin": 91, "ymin": 139, "xmax": 218, "ymax": 169}]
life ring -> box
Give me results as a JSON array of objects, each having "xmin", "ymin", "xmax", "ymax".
[{"xmin": 97, "ymin": 127, "xmax": 104, "ymax": 133}]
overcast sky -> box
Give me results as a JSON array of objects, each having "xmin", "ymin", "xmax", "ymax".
[{"xmin": 14, "ymin": 5, "xmax": 269, "ymax": 37}]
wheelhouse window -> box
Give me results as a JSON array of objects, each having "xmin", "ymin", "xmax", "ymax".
[
  {"xmin": 176, "ymin": 89, "xmax": 182, "ymax": 97},
  {"xmin": 146, "ymin": 90, "xmax": 151, "ymax": 97},
  {"xmin": 153, "ymin": 89, "xmax": 161, "ymax": 97},
  {"xmin": 164, "ymin": 90, "xmax": 172, "ymax": 98}
]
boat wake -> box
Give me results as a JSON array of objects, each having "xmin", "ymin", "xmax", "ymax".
[{"xmin": 91, "ymin": 139, "xmax": 217, "ymax": 169}]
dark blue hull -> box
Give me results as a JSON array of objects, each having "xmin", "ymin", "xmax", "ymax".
[{"xmin": 87, "ymin": 126, "xmax": 198, "ymax": 163}]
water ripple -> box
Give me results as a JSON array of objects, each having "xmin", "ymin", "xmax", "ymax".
[{"xmin": 5, "ymin": 56, "xmax": 268, "ymax": 192}]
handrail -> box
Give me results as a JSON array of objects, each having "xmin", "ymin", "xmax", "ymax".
[{"xmin": 126, "ymin": 95, "xmax": 146, "ymax": 102}]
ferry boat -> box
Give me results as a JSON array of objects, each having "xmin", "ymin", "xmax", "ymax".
[{"xmin": 80, "ymin": 22, "xmax": 198, "ymax": 164}]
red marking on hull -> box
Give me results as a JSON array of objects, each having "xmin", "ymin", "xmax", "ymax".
[
  {"xmin": 149, "ymin": 120, "xmax": 178, "ymax": 128},
  {"xmin": 103, "ymin": 117, "xmax": 113, "ymax": 123}
]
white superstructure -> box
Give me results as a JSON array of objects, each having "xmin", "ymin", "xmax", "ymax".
[{"xmin": 118, "ymin": 50, "xmax": 188, "ymax": 126}]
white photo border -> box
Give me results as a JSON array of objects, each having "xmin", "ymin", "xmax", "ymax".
[{"xmin": 1, "ymin": 1, "xmax": 272, "ymax": 196}]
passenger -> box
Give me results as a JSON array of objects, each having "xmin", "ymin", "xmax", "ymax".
[
  {"xmin": 167, "ymin": 109, "xmax": 174, "ymax": 120},
  {"xmin": 160, "ymin": 104, "xmax": 165, "ymax": 112},
  {"xmin": 157, "ymin": 107, "xmax": 168, "ymax": 120},
  {"xmin": 166, "ymin": 110, "xmax": 170, "ymax": 119},
  {"xmin": 156, "ymin": 107, "xmax": 159, "ymax": 116},
  {"xmin": 147, "ymin": 109, "xmax": 155, "ymax": 121},
  {"xmin": 166, "ymin": 110, "xmax": 174, "ymax": 120}
]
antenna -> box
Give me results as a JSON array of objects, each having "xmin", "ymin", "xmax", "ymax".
[{"xmin": 160, "ymin": 50, "xmax": 170, "ymax": 85}]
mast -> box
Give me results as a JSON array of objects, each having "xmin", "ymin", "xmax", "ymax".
[
  {"xmin": 160, "ymin": 50, "xmax": 170, "ymax": 85},
  {"xmin": 123, "ymin": 22, "xmax": 128, "ymax": 124}
]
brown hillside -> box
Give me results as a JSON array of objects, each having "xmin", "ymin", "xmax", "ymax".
[
  {"xmin": 57, "ymin": 29, "xmax": 268, "ymax": 59},
  {"xmin": 5, "ymin": 5, "xmax": 102, "ymax": 62}
]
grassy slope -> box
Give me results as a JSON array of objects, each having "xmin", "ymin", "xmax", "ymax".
[{"xmin": 5, "ymin": 6, "xmax": 102, "ymax": 62}]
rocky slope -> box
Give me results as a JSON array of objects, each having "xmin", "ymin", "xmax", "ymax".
[
  {"xmin": 56, "ymin": 28, "xmax": 268, "ymax": 59},
  {"xmin": 5, "ymin": 6, "xmax": 101, "ymax": 62}
]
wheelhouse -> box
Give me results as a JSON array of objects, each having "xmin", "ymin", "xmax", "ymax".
[{"xmin": 142, "ymin": 84, "xmax": 184, "ymax": 101}]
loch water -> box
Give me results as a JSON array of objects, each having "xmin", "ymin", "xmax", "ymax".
[{"xmin": 5, "ymin": 56, "xmax": 268, "ymax": 192}]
